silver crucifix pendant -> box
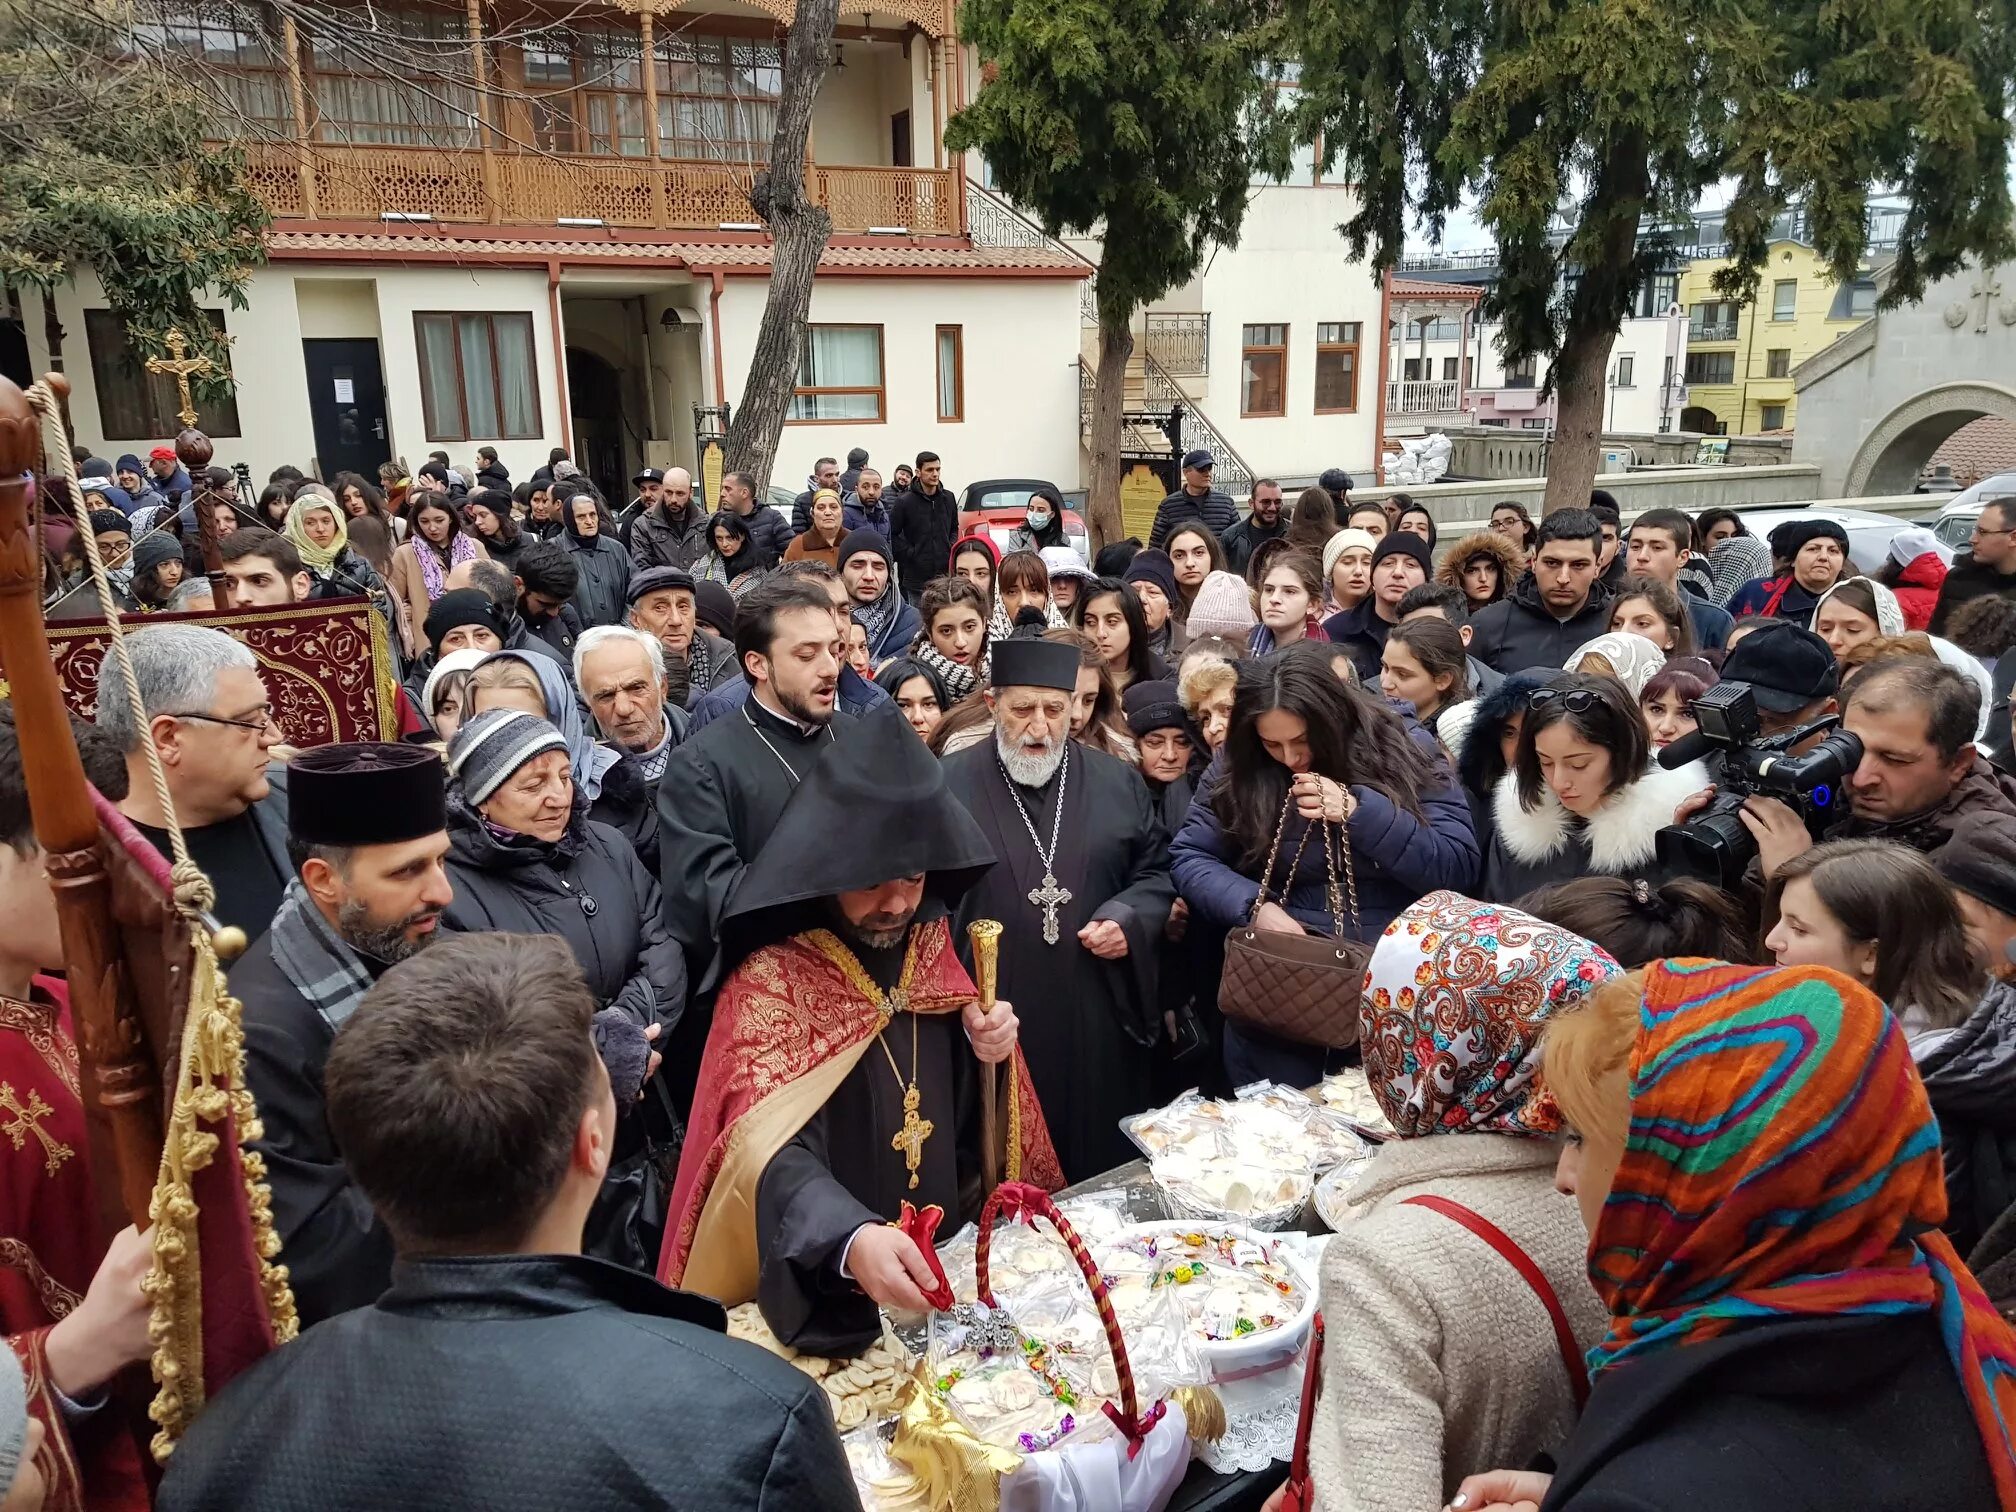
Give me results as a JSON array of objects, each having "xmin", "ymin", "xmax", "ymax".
[{"xmin": 1028, "ymin": 871, "xmax": 1072, "ymax": 945}]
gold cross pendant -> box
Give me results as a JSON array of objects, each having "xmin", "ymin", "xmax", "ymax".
[{"xmin": 891, "ymin": 1083, "xmax": 934, "ymax": 1191}]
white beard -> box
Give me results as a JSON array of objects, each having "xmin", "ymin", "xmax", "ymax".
[{"xmin": 996, "ymin": 726, "xmax": 1066, "ymax": 788}]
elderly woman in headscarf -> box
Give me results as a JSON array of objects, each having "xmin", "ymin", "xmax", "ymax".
[
  {"xmin": 560, "ymin": 489, "xmax": 633, "ymax": 628},
  {"xmin": 1303, "ymin": 891, "xmax": 1618, "ymax": 1512},
  {"xmin": 1706, "ymin": 531, "xmax": 1774, "ymax": 608},
  {"xmin": 440, "ymin": 706, "xmax": 683, "ymax": 1035},
  {"xmin": 1565, "ymin": 631, "xmax": 1667, "ymax": 698},
  {"xmin": 284, "ymin": 489, "xmax": 385, "ymax": 602},
  {"xmin": 1454, "ymin": 960, "xmax": 2016, "ymax": 1512},
  {"xmin": 1726, "ymin": 519, "xmax": 1851, "ymax": 619},
  {"xmin": 461, "ymin": 649, "xmax": 641, "ymax": 848}
]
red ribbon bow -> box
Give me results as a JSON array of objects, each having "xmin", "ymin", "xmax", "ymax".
[
  {"xmin": 1102, "ymin": 1397, "xmax": 1169, "ymax": 1460},
  {"xmin": 896, "ymin": 1200, "xmax": 955, "ymax": 1312}
]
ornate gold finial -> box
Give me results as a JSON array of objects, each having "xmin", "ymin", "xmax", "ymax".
[{"xmin": 966, "ymin": 919, "xmax": 1002, "ymax": 1009}]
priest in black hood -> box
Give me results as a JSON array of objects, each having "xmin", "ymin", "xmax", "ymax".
[
  {"xmin": 940, "ymin": 630, "xmax": 1177, "ymax": 1181},
  {"xmin": 659, "ymin": 703, "xmax": 1060, "ymax": 1356}
]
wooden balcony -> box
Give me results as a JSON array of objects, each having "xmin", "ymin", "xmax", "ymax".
[{"xmin": 241, "ymin": 142, "xmax": 962, "ymax": 237}]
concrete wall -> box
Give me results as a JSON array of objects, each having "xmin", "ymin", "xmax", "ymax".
[
  {"xmin": 1793, "ymin": 259, "xmax": 2016, "ymax": 497},
  {"xmin": 1354, "ymin": 462, "xmax": 1827, "ymax": 527},
  {"xmin": 1448, "ymin": 427, "xmax": 1794, "ymax": 479},
  {"xmin": 716, "ymin": 274, "xmax": 1084, "ymax": 491}
]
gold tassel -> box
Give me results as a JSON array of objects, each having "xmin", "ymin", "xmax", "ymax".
[
  {"xmin": 887, "ymin": 1367, "xmax": 1023, "ymax": 1512},
  {"xmin": 145, "ymin": 928, "xmax": 299, "ymax": 1463}
]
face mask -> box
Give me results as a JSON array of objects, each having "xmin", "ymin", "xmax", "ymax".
[{"xmin": 1027, "ymin": 508, "xmax": 1052, "ymax": 530}]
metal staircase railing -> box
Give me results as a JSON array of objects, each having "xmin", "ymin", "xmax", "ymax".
[
  {"xmin": 965, "ymin": 181, "xmax": 1099, "ymax": 325},
  {"xmin": 1142, "ymin": 353, "xmax": 1255, "ymax": 498}
]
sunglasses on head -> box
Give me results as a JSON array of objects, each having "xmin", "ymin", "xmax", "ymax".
[{"xmin": 1527, "ymin": 687, "xmax": 1602, "ymax": 714}]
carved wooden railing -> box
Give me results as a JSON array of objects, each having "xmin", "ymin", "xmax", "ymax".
[{"xmin": 242, "ymin": 142, "xmax": 959, "ymax": 235}]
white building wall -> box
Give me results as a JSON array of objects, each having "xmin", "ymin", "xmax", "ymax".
[
  {"xmin": 27, "ymin": 267, "xmax": 318, "ymax": 485},
  {"xmin": 1393, "ymin": 314, "xmax": 1690, "ymax": 435},
  {"xmin": 1190, "ymin": 186, "xmax": 1382, "ymax": 482},
  {"xmin": 28, "ymin": 263, "xmax": 569, "ymax": 485},
  {"xmin": 716, "ymin": 274, "xmax": 1084, "ymax": 492}
]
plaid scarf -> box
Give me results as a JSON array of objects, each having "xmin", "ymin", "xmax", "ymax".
[
  {"xmin": 267, "ymin": 877, "xmax": 375, "ymax": 1034},
  {"xmin": 909, "ymin": 631, "xmax": 983, "ymax": 704},
  {"xmin": 853, "ymin": 580, "xmax": 903, "ymax": 656}
]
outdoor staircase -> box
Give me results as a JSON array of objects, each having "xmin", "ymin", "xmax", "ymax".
[{"xmin": 965, "ymin": 182, "xmax": 1254, "ymax": 532}]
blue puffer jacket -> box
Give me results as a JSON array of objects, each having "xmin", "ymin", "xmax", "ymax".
[{"xmin": 1171, "ymin": 735, "xmax": 1480, "ymax": 942}]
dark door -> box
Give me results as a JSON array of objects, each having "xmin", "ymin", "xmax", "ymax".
[
  {"xmin": 303, "ymin": 338, "xmax": 390, "ymax": 481},
  {"xmin": 891, "ymin": 110, "xmax": 912, "ymax": 168}
]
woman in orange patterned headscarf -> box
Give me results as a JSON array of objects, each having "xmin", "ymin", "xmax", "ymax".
[{"xmin": 1455, "ymin": 960, "xmax": 2016, "ymax": 1512}]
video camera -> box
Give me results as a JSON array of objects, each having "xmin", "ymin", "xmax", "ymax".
[{"xmin": 1652, "ymin": 681, "xmax": 1863, "ymax": 889}]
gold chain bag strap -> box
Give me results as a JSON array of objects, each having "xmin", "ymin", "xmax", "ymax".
[{"xmin": 1217, "ymin": 790, "xmax": 1370, "ymax": 1050}]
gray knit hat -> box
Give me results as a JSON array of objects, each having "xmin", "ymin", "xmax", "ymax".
[
  {"xmin": 0, "ymin": 1349, "xmax": 25, "ymax": 1501},
  {"xmin": 446, "ymin": 708, "xmax": 568, "ymax": 806},
  {"xmin": 1185, "ymin": 569, "xmax": 1257, "ymax": 641}
]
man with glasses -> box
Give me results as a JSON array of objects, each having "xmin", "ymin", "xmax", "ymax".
[
  {"xmin": 94, "ymin": 624, "xmax": 290, "ymax": 940},
  {"xmin": 1931, "ymin": 497, "xmax": 2016, "ymax": 636}
]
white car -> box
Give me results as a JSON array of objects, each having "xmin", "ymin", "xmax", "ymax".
[
  {"xmin": 1727, "ymin": 505, "xmax": 1914, "ymax": 576},
  {"xmin": 1931, "ymin": 471, "xmax": 2016, "ymax": 551}
]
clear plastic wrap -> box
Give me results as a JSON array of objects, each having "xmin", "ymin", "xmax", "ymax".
[
  {"xmin": 1123, "ymin": 1083, "xmax": 1373, "ymax": 1227},
  {"xmin": 1315, "ymin": 1066, "xmax": 1396, "ymax": 1139},
  {"xmin": 933, "ymin": 1191, "xmax": 1135, "ymax": 1309}
]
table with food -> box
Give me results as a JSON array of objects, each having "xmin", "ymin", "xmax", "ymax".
[{"xmin": 743, "ymin": 1072, "xmax": 1394, "ymax": 1512}]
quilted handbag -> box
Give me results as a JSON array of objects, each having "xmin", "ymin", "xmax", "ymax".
[{"xmin": 1218, "ymin": 793, "xmax": 1370, "ymax": 1050}]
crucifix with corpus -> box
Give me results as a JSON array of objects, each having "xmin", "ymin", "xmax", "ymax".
[{"xmin": 143, "ymin": 327, "xmax": 215, "ymax": 430}]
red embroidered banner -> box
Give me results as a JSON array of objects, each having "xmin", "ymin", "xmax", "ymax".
[{"xmin": 46, "ymin": 596, "xmax": 398, "ymax": 748}]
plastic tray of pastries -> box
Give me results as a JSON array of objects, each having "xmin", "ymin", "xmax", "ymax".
[
  {"xmin": 1124, "ymin": 1084, "xmax": 1372, "ymax": 1227},
  {"xmin": 1315, "ymin": 1066, "xmax": 1395, "ymax": 1139},
  {"xmin": 934, "ymin": 1193, "xmax": 1134, "ymax": 1309}
]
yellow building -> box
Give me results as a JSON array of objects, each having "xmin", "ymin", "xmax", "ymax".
[{"xmin": 1675, "ymin": 213, "xmax": 1888, "ymax": 435}]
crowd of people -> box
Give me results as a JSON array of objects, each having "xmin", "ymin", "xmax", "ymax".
[{"xmin": 9, "ymin": 437, "xmax": 2016, "ymax": 1511}]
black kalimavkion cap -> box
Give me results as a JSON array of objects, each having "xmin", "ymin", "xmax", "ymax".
[{"xmin": 287, "ymin": 742, "xmax": 446, "ymax": 846}]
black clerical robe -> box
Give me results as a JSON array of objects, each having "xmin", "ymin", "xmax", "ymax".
[
  {"xmin": 941, "ymin": 741, "xmax": 1175, "ymax": 1180},
  {"xmin": 655, "ymin": 698, "xmax": 848, "ymax": 1111},
  {"xmin": 754, "ymin": 940, "xmax": 979, "ymax": 1355}
]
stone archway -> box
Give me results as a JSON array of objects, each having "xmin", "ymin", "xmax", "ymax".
[{"xmin": 1845, "ymin": 382, "xmax": 2016, "ymax": 496}]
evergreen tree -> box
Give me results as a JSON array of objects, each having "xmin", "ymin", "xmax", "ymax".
[
  {"xmin": 0, "ymin": 0, "xmax": 268, "ymax": 395},
  {"xmin": 1279, "ymin": 0, "xmax": 2014, "ymax": 509},
  {"xmin": 947, "ymin": 0, "xmax": 1274, "ymax": 545}
]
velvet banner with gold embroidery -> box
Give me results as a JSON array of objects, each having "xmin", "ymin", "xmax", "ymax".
[
  {"xmin": 45, "ymin": 596, "xmax": 398, "ymax": 748},
  {"xmin": 2, "ymin": 981, "xmax": 151, "ymax": 1512},
  {"xmin": 660, "ymin": 918, "xmax": 1061, "ymax": 1303}
]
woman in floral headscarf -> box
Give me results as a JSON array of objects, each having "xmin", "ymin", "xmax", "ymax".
[
  {"xmin": 1454, "ymin": 961, "xmax": 2016, "ymax": 1512},
  {"xmin": 1298, "ymin": 891, "xmax": 1618, "ymax": 1512}
]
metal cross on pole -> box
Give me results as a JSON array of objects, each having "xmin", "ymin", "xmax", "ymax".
[{"xmin": 143, "ymin": 328, "xmax": 215, "ymax": 428}]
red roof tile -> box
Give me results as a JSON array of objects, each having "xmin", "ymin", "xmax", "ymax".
[
  {"xmin": 1930, "ymin": 417, "xmax": 2016, "ymax": 487},
  {"xmin": 1389, "ymin": 275, "xmax": 1485, "ymax": 300},
  {"xmin": 264, "ymin": 228, "xmax": 1089, "ymax": 276}
]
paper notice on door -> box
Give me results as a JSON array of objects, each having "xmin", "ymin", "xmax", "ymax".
[{"xmin": 333, "ymin": 378, "xmax": 355, "ymax": 403}]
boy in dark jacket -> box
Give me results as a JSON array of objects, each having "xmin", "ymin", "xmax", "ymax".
[
  {"xmin": 1468, "ymin": 508, "xmax": 1615, "ymax": 674},
  {"xmin": 889, "ymin": 451, "xmax": 959, "ymax": 602}
]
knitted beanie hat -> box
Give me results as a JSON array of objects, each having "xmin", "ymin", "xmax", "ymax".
[
  {"xmin": 1185, "ymin": 570, "xmax": 1258, "ymax": 641},
  {"xmin": 446, "ymin": 708, "xmax": 568, "ymax": 806},
  {"xmin": 1321, "ymin": 528, "xmax": 1378, "ymax": 582}
]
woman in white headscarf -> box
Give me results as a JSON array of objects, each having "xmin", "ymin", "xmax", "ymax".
[
  {"xmin": 1564, "ymin": 632, "xmax": 1666, "ymax": 698},
  {"xmin": 1812, "ymin": 575, "xmax": 1995, "ymax": 742}
]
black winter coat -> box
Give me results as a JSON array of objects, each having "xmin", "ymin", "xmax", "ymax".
[
  {"xmin": 1919, "ymin": 978, "xmax": 2016, "ymax": 1256},
  {"xmin": 1540, "ymin": 1315, "xmax": 1998, "ymax": 1512},
  {"xmin": 890, "ymin": 482, "xmax": 960, "ymax": 594},
  {"xmin": 1148, "ymin": 487, "xmax": 1238, "ymax": 550},
  {"xmin": 157, "ymin": 1255, "xmax": 858, "ymax": 1512},
  {"xmin": 1468, "ymin": 574, "xmax": 1617, "ymax": 675},
  {"xmin": 1931, "ymin": 552, "xmax": 2016, "ymax": 637},
  {"xmin": 724, "ymin": 504, "xmax": 793, "ymax": 567},
  {"xmin": 442, "ymin": 795, "xmax": 685, "ymax": 1033}
]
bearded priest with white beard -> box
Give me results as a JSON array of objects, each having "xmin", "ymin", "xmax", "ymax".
[{"xmin": 940, "ymin": 628, "xmax": 1176, "ymax": 1180}]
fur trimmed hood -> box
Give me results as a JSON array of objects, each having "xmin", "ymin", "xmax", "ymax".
[
  {"xmin": 1437, "ymin": 531, "xmax": 1527, "ymax": 601},
  {"xmin": 1490, "ymin": 759, "xmax": 1710, "ymax": 874}
]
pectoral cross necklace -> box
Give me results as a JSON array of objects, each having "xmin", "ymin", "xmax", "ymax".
[
  {"xmin": 999, "ymin": 747, "xmax": 1072, "ymax": 945},
  {"xmin": 876, "ymin": 1000, "xmax": 933, "ymax": 1190}
]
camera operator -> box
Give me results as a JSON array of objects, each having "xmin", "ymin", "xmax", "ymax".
[{"xmin": 1682, "ymin": 653, "xmax": 2016, "ymax": 878}]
